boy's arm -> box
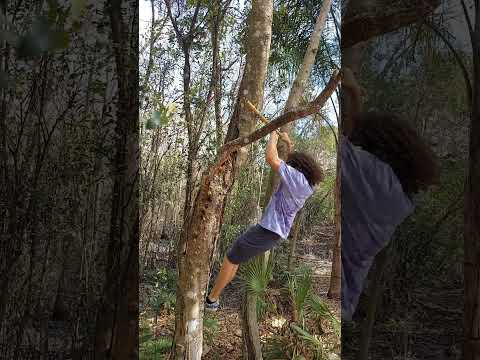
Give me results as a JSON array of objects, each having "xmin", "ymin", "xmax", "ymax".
[
  {"xmin": 266, "ymin": 132, "xmax": 282, "ymax": 172},
  {"xmin": 342, "ymin": 68, "xmax": 363, "ymax": 137}
]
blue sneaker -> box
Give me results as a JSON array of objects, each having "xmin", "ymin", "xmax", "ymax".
[{"xmin": 205, "ymin": 297, "xmax": 219, "ymax": 312}]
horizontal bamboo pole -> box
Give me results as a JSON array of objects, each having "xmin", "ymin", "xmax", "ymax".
[{"xmin": 243, "ymin": 98, "xmax": 281, "ymax": 134}]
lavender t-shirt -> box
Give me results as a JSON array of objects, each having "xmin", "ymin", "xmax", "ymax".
[
  {"xmin": 259, "ymin": 161, "xmax": 314, "ymax": 239},
  {"xmin": 341, "ymin": 136, "xmax": 414, "ymax": 320}
]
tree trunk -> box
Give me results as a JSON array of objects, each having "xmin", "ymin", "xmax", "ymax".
[
  {"xmin": 288, "ymin": 209, "xmax": 303, "ymax": 273},
  {"xmin": 242, "ymin": 250, "xmax": 269, "ymax": 360},
  {"xmin": 242, "ymin": 197, "xmax": 265, "ymax": 359},
  {"xmin": 164, "ymin": 0, "xmax": 203, "ymax": 224},
  {"xmin": 240, "ymin": 3, "xmax": 332, "ymax": 357},
  {"xmin": 263, "ymin": 0, "xmax": 332, "ymax": 234},
  {"xmin": 172, "ymin": 1, "xmax": 273, "ymax": 358},
  {"xmin": 464, "ymin": 6, "xmax": 480, "ymax": 359},
  {"xmin": 328, "ymin": 41, "xmax": 365, "ymax": 301},
  {"xmin": 242, "ymin": 291, "xmax": 263, "ymax": 360},
  {"xmin": 210, "ymin": 0, "xmax": 224, "ymax": 151},
  {"xmin": 94, "ymin": 1, "xmax": 138, "ymax": 357},
  {"xmin": 356, "ymin": 247, "xmax": 389, "ymax": 360},
  {"xmin": 327, "ymin": 149, "xmax": 341, "ymax": 299},
  {"xmin": 141, "ymin": 0, "xmax": 156, "ymax": 92},
  {"xmin": 278, "ymin": 0, "xmax": 332, "ymax": 159}
]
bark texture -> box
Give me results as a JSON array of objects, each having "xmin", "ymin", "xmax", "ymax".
[{"xmin": 242, "ymin": 291, "xmax": 263, "ymax": 359}]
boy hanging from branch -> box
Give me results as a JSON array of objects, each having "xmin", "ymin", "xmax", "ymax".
[
  {"xmin": 340, "ymin": 68, "xmax": 439, "ymax": 320},
  {"xmin": 205, "ymin": 122, "xmax": 323, "ymax": 311}
]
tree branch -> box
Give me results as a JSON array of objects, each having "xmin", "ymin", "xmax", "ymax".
[
  {"xmin": 164, "ymin": 0, "xmax": 184, "ymax": 44},
  {"xmin": 221, "ymin": 70, "xmax": 342, "ymax": 154},
  {"xmin": 187, "ymin": 0, "xmax": 202, "ymax": 39},
  {"xmin": 460, "ymin": 0, "xmax": 474, "ymax": 40},
  {"xmin": 423, "ymin": 19, "xmax": 473, "ymax": 106}
]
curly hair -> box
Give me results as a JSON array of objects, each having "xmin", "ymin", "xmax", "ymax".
[
  {"xmin": 348, "ymin": 111, "xmax": 439, "ymax": 195},
  {"xmin": 286, "ymin": 151, "xmax": 323, "ymax": 187}
]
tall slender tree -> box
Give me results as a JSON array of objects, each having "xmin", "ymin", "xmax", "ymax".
[{"xmin": 241, "ymin": 2, "xmax": 333, "ymax": 357}]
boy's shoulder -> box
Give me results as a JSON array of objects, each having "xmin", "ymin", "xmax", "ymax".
[
  {"xmin": 341, "ymin": 135, "xmax": 414, "ymax": 219},
  {"xmin": 279, "ymin": 161, "xmax": 313, "ymax": 196}
]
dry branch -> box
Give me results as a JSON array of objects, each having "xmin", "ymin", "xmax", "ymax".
[{"xmin": 221, "ymin": 70, "xmax": 342, "ymax": 156}]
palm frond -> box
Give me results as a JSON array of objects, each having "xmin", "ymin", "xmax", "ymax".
[
  {"xmin": 288, "ymin": 265, "xmax": 313, "ymax": 322},
  {"xmin": 308, "ymin": 294, "xmax": 340, "ymax": 336},
  {"xmin": 240, "ymin": 254, "xmax": 273, "ymax": 296}
]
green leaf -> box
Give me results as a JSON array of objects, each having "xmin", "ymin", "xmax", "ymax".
[
  {"xmin": 145, "ymin": 109, "xmax": 169, "ymax": 130},
  {"xmin": 290, "ymin": 324, "xmax": 322, "ymax": 348},
  {"xmin": 308, "ymin": 294, "xmax": 340, "ymax": 335},
  {"xmin": 240, "ymin": 254, "xmax": 273, "ymax": 296}
]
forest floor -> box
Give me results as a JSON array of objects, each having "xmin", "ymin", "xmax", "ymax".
[
  {"xmin": 144, "ymin": 224, "xmax": 339, "ymax": 359},
  {"xmin": 341, "ymin": 270, "xmax": 463, "ymax": 360}
]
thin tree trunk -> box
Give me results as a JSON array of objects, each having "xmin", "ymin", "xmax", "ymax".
[
  {"xmin": 284, "ymin": 0, "xmax": 332, "ymax": 112},
  {"xmin": 328, "ymin": 150, "xmax": 341, "ymax": 298},
  {"xmin": 263, "ymin": 0, "xmax": 332, "ymax": 202},
  {"xmin": 141, "ymin": 0, "xmax": 156, "ymax": 92},
  {"xmin": 241, "ymin": 3, "xmax": 332, "ymax": 356},
  {"xmin": 242, "ymin": 211, "xmax": 267, "ymax": 360},
  {"xmin": 278, "ymin": 0, "xmax": 332, "ymax": 160},
  {"xmin": 288, "ymin": 209, "xmax": 303, "ymax": 273},
  {"xmin": 94, "ymin": 1, "xmax": 138, "ymax": 357},
  {"xmin": 242, "ymin": 291, "xmax": 263, "ymax": 360},
  {"xmin": 164, "ymin": 0, "xmax": 202, "ymax": 224},
  {"xmin": 211, "ymin": 0, "xmax": 224, "ymax": 151},
  {"xmin": 356, "ymin": 247, "xmax": 389, "ymax": 360},
  {"xmin": 464, "ymin": 5, "xmax": 480, "ymax": 358},
  {"xmin": 327, "ymin": 20, "xmax": 367, "ymax": 303}
]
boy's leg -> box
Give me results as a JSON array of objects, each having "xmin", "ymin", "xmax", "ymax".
[{"xmin": 208, "ymin": 256, "xmax": 239, "ymax": 301}]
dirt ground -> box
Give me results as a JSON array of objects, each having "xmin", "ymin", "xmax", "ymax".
[{"xmin": 151, "ymin": 224, "xmax": 339, "ymax": 359}]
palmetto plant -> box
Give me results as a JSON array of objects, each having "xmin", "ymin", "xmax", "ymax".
[
  {"xmin": 264, "ymin": 264, "xmax": 340, "ymax": 360},
  {"xmin": 308, "ymin": 294, "xmax": 340, "ymax": 336},
  {"xmin": 264, "ymin": 324, "xmax": 330, "ymax": 360},
  {"xmin": 139, "ymin": 336, "xmax": 172, "ymax": 359},
  {"xmin": 288, "ymin": 265, "xmax": 313, "ymax": 323},
  {"xmin": 240, "ymin": 252, "xmax": 274, "ymax": 317},
  {"xmin": 290, "ymin": 323, "xmax": 325, "ymax": 360}
]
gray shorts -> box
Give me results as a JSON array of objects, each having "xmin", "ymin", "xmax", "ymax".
[{"xmin": 226, "ymin": 224, "xmax": 281, "ymax": 264}]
